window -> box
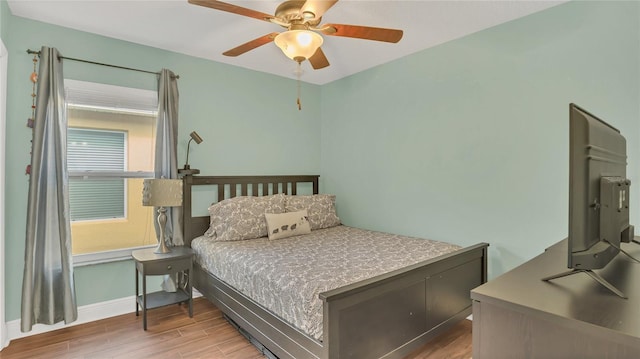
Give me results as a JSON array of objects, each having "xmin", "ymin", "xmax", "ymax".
[{"xmin": 65, "ymin": 80, "xmax": 158, "ymax": 264}]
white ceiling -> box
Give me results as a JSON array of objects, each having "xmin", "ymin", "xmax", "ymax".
[{"xmin": 8, "ymin": 0, "xmax": 565, "ymax": 85}]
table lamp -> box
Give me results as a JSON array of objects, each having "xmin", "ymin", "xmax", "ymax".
[{"xmin": 142, "ymin": 178, "xmax": 183, "ymax": 253}]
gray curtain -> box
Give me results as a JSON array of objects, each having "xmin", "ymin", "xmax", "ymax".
[
  {"xmin": 155, "ymin": 69, "xmax": 183, "ymax": 246},
  {"xmin": 21, "ymin": 46, "xmax": 77, "ymax": 332}
]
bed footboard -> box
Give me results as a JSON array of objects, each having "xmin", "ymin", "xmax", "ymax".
[{"xmin": 321, "ymin": 242, "xmax": 488, "ymax": 359}]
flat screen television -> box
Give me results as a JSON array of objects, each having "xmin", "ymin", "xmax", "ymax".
[{"xmin": 542, "ymin": 103, "xmax": 634, "ymax": 298}]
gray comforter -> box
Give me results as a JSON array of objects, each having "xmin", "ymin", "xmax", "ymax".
[{"xmin": 191, "ymin": 225, "xmax": 461, "ymax": 341}]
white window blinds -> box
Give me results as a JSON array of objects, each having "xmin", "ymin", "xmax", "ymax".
[
  {"xmin": 65, "ymin": 79, "xmax": 158, "ymax": 115},
  {"xmin": 68, "ymin": 128, "xmax": 126, "ymax": 221}
]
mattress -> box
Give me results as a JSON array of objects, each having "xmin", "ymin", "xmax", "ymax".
[{"xmin": 191, "ymin": 225, "xmax": 461, "ymax": 341}]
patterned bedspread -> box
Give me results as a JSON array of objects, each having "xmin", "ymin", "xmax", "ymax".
[{"xmin": 191, "ymin": 225, "xmax": 461, "ymax": 341}]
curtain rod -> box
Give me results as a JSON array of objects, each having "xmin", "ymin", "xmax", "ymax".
[{"xmin": 26, "ymin": 49, "xmax": 179, "ymax": 79}]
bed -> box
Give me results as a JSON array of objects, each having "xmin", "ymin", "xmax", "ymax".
[{"xmin": 182, "ymin": 175, "xmax": 488, "ymax": 359}]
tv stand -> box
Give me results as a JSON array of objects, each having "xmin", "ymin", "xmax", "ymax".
[
  {"xmin": 471, "ymin": 238, "xmax": 640, "ymax": 359},
  {"xmin": 541, "ymin": 268, "xmax": 626, "ymax": 299}
]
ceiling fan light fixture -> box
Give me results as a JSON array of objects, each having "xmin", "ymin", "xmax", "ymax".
[{"xmin": 274, "ymin": 30, "xmax": 323, "ymax": 62}]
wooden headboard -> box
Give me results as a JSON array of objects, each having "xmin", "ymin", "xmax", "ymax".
[{"xmin": 182, "ymin": 175, "xmax": 320, "ymax": 247}]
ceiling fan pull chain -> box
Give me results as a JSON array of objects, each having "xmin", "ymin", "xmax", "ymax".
[{"xmin": 296, "ymin": 61, "xmax": 302, "ymax": 110}]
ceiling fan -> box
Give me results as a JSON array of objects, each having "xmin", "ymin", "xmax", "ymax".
[{"xmin": 188, "ymin": 0, "xmax": 404, "ymax": 70}]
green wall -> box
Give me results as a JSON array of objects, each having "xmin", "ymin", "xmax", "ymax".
[
  {"xmin": 321, "ymin": 1, "xmax": 640, "ymax": 278},
  {"xmin": 0, "ymin": 1, "xmax": 7, "ymax": 41},
  {"xmin": 3, "ymin": 11, "xmax": 321, "ymax": 321}
]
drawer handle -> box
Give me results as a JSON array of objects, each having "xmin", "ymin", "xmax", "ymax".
[{"xmin": 167, "ymin": 265, "xmax": 172, "ymax": 270}]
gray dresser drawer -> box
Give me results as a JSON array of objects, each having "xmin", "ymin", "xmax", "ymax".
[{"xmin": 140, "ymin": 257, "xmax": 191, "ymax": 275}]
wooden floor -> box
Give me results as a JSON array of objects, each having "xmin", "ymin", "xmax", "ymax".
[{"xmin": 0, "ymin": 297, "xmax": 472, "ymax": 359}]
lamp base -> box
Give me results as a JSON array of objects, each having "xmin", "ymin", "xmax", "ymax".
[
  {"xmin": 154, "ymin": 240, "xmax": 172, "ymax": 254},
  {"xmin": 154, "ymin": 207, "xmax": 172, "ymax": 254}
]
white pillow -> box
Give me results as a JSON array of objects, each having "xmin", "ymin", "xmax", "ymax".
[{"xmin": 265, "ymin": 210, "xmax": 311, "ymax": 240}]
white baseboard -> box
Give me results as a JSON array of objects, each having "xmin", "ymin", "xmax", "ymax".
[
  {"xmin": 3, "ymin": 289, "xmax": 202, "ymax": 350},
  {"xmin": 5, "ymin": 295, "xmax": 135, "ymax": 346}
]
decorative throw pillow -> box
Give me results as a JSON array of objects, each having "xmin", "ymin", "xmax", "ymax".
[
  {"xmin": 265, "ymin": 210, "xmax": 311, "ymax": 240},
  {"xmin": 207, "ymin": 193, "xmax": 286, "ymax": 241},
  {"xmin": 285, "ymin": 194, "xmax": 341, "ymax": 230}
]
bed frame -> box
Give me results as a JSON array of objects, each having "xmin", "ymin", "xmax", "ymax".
[{"xmin": 182, "ymin": 175, "xmax": 488, "ymax": 359}]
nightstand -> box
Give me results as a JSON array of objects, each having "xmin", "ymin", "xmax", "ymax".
[{"xmin": 132, "ymin": 247, "xmax": 194, "ymax": 330}]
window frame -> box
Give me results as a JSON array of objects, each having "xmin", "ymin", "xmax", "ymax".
[{"xmin": 65, "ymin": 79, "xmax": 158, "ymax": 266}]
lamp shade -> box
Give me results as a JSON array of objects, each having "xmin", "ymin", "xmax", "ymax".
[
  {"xmin": 189, "ymin": 131, "xmax": 203, "ymax": 144},
  {"xmin": 142, "ymin": 179, "xmax": 183, "ymax": 207},
  {"xmin": 274, "ymin": 30, "xmax": 323, "ymax": 62}
]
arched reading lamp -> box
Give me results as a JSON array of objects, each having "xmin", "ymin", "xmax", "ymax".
[{"xmin": 178, "ymin": 131, "xmax": 204, "ymax": 175}]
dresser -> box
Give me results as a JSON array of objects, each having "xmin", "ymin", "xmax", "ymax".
[{"xmin": 471, "ymin": 238, "xmax": 640, "ymax": 358}]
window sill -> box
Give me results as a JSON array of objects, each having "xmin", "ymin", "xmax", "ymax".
[{"xmin": 73, "ymin": 245, "xmax": 155, "ymax": 267}]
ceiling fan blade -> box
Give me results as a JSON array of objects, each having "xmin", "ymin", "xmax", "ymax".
[
  {"xmin": 223, "ymin": 33, "xmax": 279, "ymax": 57},
  {"xmin": 188, "ymin": 0, "xmax": 274, "ymax": 22},
  {"xmin": 308, "ymin": 47, "xmax": 330, "ymax": 69},
  {"xmin": 301, "ymin": 0, "xmax": 339, "ymax": 20},
  {"xmin": 319, "ymin": 24, "xmax": 403, "ymax": 43}
]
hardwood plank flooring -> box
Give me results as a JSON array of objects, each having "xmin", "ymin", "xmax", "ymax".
[{"xmin": 0, "ymin": 298, "xmax": 471, "ymax": 359}]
